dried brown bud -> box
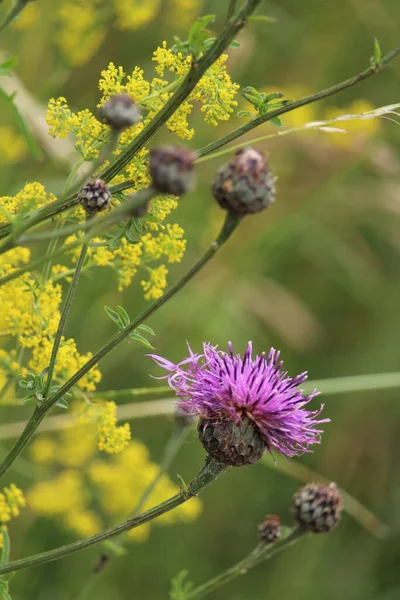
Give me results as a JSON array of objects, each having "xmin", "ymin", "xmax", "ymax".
[
  {"xmin": 212, "ymin": 147, "xmax": 275, "ymax": 214},
  {"xmin": 78, "ymin": 179, "xmax": 112, "ymax": 214},
  {"xmin": 149, "ymin": 146, "xmax": 196, "ymax": 196},
  {"xmin": 292, "ymin": 482, "xmax": 342, "ymax": 533},
  {"xmin": 198, "ymin": 417, "xmax": 265, "ymax": 467},
  {"xmin": 258, "ymin": 514, "xmax": 281, "ymax": 544},
  {"xmin": 99, "ymin": 94, "xmax": 141, "ymax": 131}
]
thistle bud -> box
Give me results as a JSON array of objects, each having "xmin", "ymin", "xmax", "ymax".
[
  {"xmin": 292, "ymin": 482, "xmax": 342, "ymax": 533},
  {"xmin": 99, "ymin": 94, "xmax": 141, "ymax": 131},
  {"xmin": 212, "ymin": 147, "xmax": 275, "ymax": 215},
  {"xmin": 198, "ymin": 416, "xmax": 265, "ymax": 467},
  {"xmin": 149, "ymin": 146, "xmax": 196, "ymax": 196},
  {"xmin": 78, "ymin": 179, "xmax": 112, "ymax": 214},
  {"xmin": 258, "ymin": 514, "xmax": 281, "ymax": 544}
]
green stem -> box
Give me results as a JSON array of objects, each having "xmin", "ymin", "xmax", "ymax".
[
  {"xmin": 186, "ymin": 528, "xmax": 306, "ymax": 600},
  {"xmin": 0, "ymin": 211, "xmax": 242, "ymax": 479},
  {"xmin": 43, "ymin": 234, "xmax": 89, "ymax": 397},
  {"xmin": 0, "ymin": 457, "xmax": 227, "ymax": 576},
  {"xmin": 196, "ymin": 44, "xmax": 400, "ymax": 159}
]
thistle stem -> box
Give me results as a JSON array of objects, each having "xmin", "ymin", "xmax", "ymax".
[
  {"xmin": 186, "ymin": 528, "xmax": 306, "ymax": 600},
  {"xmin": 0, "ymin": 211, "xmax": 242, "ymax": 479},
  {"xmin": 0, "ymin": 0, "xmax": 30, "ymax": 34},
  {"xmin": 0, "ymin": 457, "xmax": 227, "ymax": 576}
]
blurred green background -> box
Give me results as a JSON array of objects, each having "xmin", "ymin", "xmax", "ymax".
[{"xmin": 1, "ymin": 0, "xmax": 400, "ymax": 598}]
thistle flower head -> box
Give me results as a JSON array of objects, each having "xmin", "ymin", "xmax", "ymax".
[
  {"xmin": 292, "ymin": 482, "xmax": 342, "ymax": 533},
  {"xmin": 150, "ymin": 342, "xmax": 328, "ymax": 463}
]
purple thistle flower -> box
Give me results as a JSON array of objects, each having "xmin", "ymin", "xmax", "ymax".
[{"xmin": 150, "ymin": 342, "xmax": 329, "ymax": 463}]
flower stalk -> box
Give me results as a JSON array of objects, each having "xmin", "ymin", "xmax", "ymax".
[{"xmin": 0, "ymin": 457, "xmax": 227, "ymax": 576}]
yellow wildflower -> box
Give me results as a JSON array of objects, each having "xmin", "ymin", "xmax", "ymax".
[
  {"xmin": 141, "ymin": 265, "xmax": 168, "ymax": 300},
  {"xmin": 0, "ymin": 182, "xmax": 56, "ymax": 225},
  {"xmin": 96, "ymin": 401, "xmax": 131, "ymax": 454},
  {"xmin": 27, "ymin": 470, "xmax": 88, "ymax": 516},
  {"xmin": 29, "ymin": 337, "xmax": 102, "ymax": 392},
  {"xmin": 0, "ymin": 484, "xmax": 25, "ymax": 524}
]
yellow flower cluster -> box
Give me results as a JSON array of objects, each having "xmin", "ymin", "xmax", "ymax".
[
  {"xmin": 0, "ymin": 484, "xmax": 26, "ymax": 548},
  {"xmin": 95, "ymin": 401, "xmax": 131, "ymax": 454},
  {"xmin": 29, "ymin": 337, "xmax": 101, "ymax": 393},
  {"xmin": 141, "ymin": 265, "xmax": 169, "ymax": 300},
  {"xmin": 28, "ymin": 422, "xmax": 202, "ymax": 541},
  {"xmin": 0, "ymin": 182, "xmax": 56, "ymax": 225}
]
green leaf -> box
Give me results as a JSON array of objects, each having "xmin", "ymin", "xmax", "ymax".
[
  {"xmin": 374, "ymin": 37, "xmax": 382, "ymax": 64},
  {"xmin": 188, "ymin": 14, "xmax": 215, "ymax": 56},
  {"xmin": 104, "ymin": 306, "xmax": 122, "ymax": 327},
  {"xmin": 237, "ymin": 110, "xmax": 254, "ymax": 119},
  {"xmin": 229, "ymin": 40, "xmax": 240, "ymax": 48},
  {"xmin": 0, "ymin": 527, "xmax": 10, "ymax": 565},
  {"xmin": 176, "ymin": 474, "xmax": 189, "ymax": 494},
  {"xmin": 269, "ymin": 116, "xmax": 284, "ymax": 127},
  {"xmin": 129, "ymin": 332, "xmax": 155, "ymax": 350},
  {"xmin": 170, "ymin": 569, "xmax": 193, "ymax": 600},
  {"xmin": 136, "ymin": 324, "xmax": 155, "ymax": 336},
  {"xmin": 55, "ymin": 398, "xmax": 69, "ymax": 410},
  {"xmin": 116, "ymin": 306, "xmax": 130, "ymax": 328},
  {"xmin": 247, "ymin": 15, "xmax": 277, "ymax": 23}
]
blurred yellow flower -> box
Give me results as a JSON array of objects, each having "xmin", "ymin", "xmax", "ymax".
[
  {"xmin": 324, "ymin": 98, "xmax": 380, "ymax": 148},
  {"xmin": 0, "ymin": 126, "xmax": 27, "ymax": 163}
]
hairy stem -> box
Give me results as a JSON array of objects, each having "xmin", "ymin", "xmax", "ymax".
[
  {"xmin": 0, "ymin": 457, "xmax": 227, "ymax": 576},
  {"xmin": 0, "ymin": 211, "xmax": 242, "ymax": 479}
]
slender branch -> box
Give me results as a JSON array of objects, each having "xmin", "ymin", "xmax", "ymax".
[
  {"xmin": 0, "ymin": 457, "xmax": 227, "ymax": 576},
  {"xmin": 43, "ymin": 233, "xmax": 89, "ymax": 397},
  {"xmin": 0, "ymin": 211, "xmax": 242, "ymax": 479},
  {"xmin": 196, "ymin": 44, "xmax": 400, "ymax": 159},
  {"xmin": 186, "ymin": 528, "xmax": 306, "ymax": 599}
]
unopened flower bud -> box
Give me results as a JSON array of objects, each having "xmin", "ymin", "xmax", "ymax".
[
  {"xmin": 79, "ymin": 179, "xmax": 112, "ymax": 214},
  {"xmin": 149, "ymin": 146, "xmax": 196, "ymax": 196},
  {"xmin": 292, "ymin": 482, "xmax": 342, "ymax": 533},
  {"xmin": 175, "ymin": 406, "xmax": 196, "ymax": 429},
  {"xmin": 99, "ymin": 94, "xmax": 141, "ymax": 131},
  {"xmin": 198, "ymin": 416, "xmax": 265, "ymax": 467},
  {"xmin": 258, "ymin": 514, "xmax": 281, "ymax": 544},
  {"xmin": 212, "ymin": 147, "xmax": 275, "ymax": 214}
]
